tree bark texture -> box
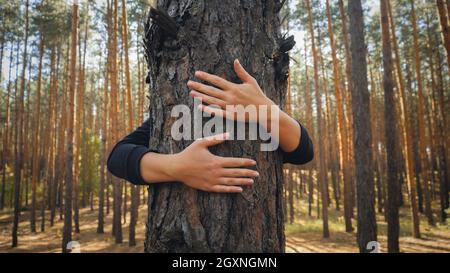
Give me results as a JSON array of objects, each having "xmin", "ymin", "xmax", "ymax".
[{"xmin": 144, "ymin": 0, "xmax": 292, "ymax": 253}]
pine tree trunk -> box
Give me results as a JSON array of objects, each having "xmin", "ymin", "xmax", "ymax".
[
  {"xmin": 348, "ymin": 0, "xmax": 377, "ymax": 253},
  {"xmin": 381, "ymin": 0, "xmax": 400, "ymax": 253},
  {"xmin": 436, "ymin": 0, "xmax": 450, "ymax": 66},
  {"xmin": 97, "ymin": 56, "xmax": 109, "ymax": 234},
  {"xmin": 62, "ymin": 2, "xmax": 79, "ymax": 253},
  {"xmin": 409, "ymin": 0, "xmax": 423, "ymax": 238},
  {"xmin": 143, "ymin": 0, "xmax": 291, "ymax": 252},
  {"xmin": 302, "ymin": 43, "xmax": 314, "ymax": 218},
  {"xmin": 52, "ymin": 47, "xmax": 65, "ymax": 227},
  {"xmin": 12, "ymin": 0, "xmax": 30, "ymax": 247},
  {"xmin": 338, "ymin": 0, "xmax": 355, "ymax": 231},
  {"xmin": 326, "ymin": 0, "xmax": 348, "ymax": 216},
  {"xmin": 110, "ymin": 0, "xmax": 123, "ymax": 244},
  {"xmin": 305, "ymin": 0, "xmax": 329, "ymax": 238},
  {"xmin": 0, "ymin": 42, "xmax": 14, "ymax": 211}
]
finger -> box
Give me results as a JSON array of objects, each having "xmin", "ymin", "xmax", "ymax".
[
  {"xmin": 190, "ymin": 91, "xmax": 226, "ymax": 108},
  {"xmin": 195, "ymin": 71, "xmax": 234, "ymax": 90},
  {"xmin": 219, "ymin": 157, "xmax": 257, "ymax": 168},
  {"xmin": 210, "ymin": 185, "xmax": 243, "ymax": 193},
  {"xmin": 199, "ymin": 104, "xmax": 236, "ymax": 120},
  {"xmin": 219, "ymin": 178, "xmax": 254, "ymax": 187},
  {"xmin": 220, "ymin": 168, "xmax": 260, "ymax": 178},
  {"xmin": 234, "ymin": 59, "xmax": 254, "ymax": 83},
  {"xmin": 187, "ymin": 80, "xmax": 226, "ymax": 100},
  {"xmin": 198, "ymin": 132, "xmax": 230, "ymax": 147}
]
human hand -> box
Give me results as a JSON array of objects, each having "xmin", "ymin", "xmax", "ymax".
[
  {"xmin": 170, "ymin": 133, "xmax": 259, "ymax": 193},
  {"xmin": 187, "ymin": 59, "xmax": 275, "ymax": 123}
]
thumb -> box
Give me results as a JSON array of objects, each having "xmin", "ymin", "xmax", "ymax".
[
  {"xmin": 234, "ymin": 59, "xmax": 253, "ymax": 83},
  {"xmin": 198, "ymin": 132, "xmax": 230, "ymax": 147}
]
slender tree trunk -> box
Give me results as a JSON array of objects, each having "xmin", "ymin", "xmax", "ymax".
[
  {"xmin": 30, "ymin": 35, "xmax": 45, "ymax": 233},
  {"xmin": 326, "ymin": 0, "xmax": 350, "ymax": 220},
  {"xmin": 110, "ymin": 0, "xmax": 123, "ymax": 244},
  {"xmin": 98, "ymin": 58, "xmax": 109, "ymax": 234},
  {"xmin": 409, "ymin": 0, "xmax": 424, "ymax": 238},
  {"xmin": 436, "ymin": 0, "xmax": 450, "ymax": 66},
  {"xmin": 305, "ymin": 0, "xmax": 329, "ymax": 238},
  {"xmin": 381, "ymin": 0, "xmax": 400, "ymax": 253},
  {"xmin": 338, "ymin": 0, "xmax": 355, "ymax": 227},
  {"xmin": 12, "ymin": 0, "xmax": 30, "ymax": 247},
  {"xmin": 62, "ymin": 2, "xmax": 79, "ymax": 253},
  {"xmin": 51, "ymin": 47, "xmax": 65, "ymax": 227},
  {"xmin": 348, "ymin": 0, "xmax": 377, "ymax": 253},
  {"xmin": 1, "ymin": 42, "xmax": 14, "ymax": 211},
  {"xmin": 302, "ymin": 40, "xmax": 314, "ymax": 218}
]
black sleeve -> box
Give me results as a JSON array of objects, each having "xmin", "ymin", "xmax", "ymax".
[
  {"xmin": 281, "ymin": 124, "xmax": 314, "ymax": 165},
  {"xmin": 107, "ymin": 119, "xmax": 152, "ymax": 186}
]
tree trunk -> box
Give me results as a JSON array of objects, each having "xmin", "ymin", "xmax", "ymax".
[
  {"xmin": 381, "ymin": 0, "xmax": 400, "ymax": 253},
  {"xmin": 97, "ymin": 56, "xmax": 109, "ymax": 234},
  {"xmin": 409, "ymin": 0, "xmax": 423, "ymax": 238},
  {"xmin": 30, "ymin": 35, "xmax": 45, "ymax": 233},
  {"xmin": 12, "ymin": 0, "xmax": 29, "ymax": 248},
  {"xmin": 62, "ymin": 2, "xmax": 79, "ymax": 253},
  {"xmin": 338, "ymin": 0, "xmax": 355, "ymax": 230},
  {"xmin": 1, "ymin": 42, "xmax": 14, "ymax": 211},
  {"xmin": 436, "ymin": 0, "xmax": 450, "ymax": 66},
  {"xmin": 305, "ymin": 0, "xmax": 329, "ymax": 239},
  {"xmin": 326, "ymin": 0, "xmax": 349, "ymax": 217},
  {"xmin": 348, "ymin": 0, "xmax": 377, "ymax": 253},
  {"xmin": 143, "ymin": 0, "xmax": 291, "ymax": 252},
  {"xmin": 52, "ymin": 46, "xmax": 65, "ymax": 227},
  {"xmin": 110, "ymin": 0, "xmax": 123, "ymax": 244}
]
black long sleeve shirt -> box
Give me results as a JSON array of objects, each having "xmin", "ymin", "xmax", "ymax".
[{"xmin": 107, "ymin": 119, "xmax": 314, "ymax": 186}]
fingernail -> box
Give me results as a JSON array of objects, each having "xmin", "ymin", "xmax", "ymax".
[
  {"xmin": 224, "ymin": 132, "xmax": 230, "ymax": 140},
  {"xmin": 238, "ymin": 188, "xmax": 244, "ymax": 193},
  {"xmin": 255, "ymin": 172, "xmax": 260, "ymax": 177},
  {"xmin": 195, "ymin": 71, "xmax": 203, "ymax": 76}
]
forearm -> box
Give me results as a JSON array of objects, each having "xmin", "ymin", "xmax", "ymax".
[
  {"xmin": 277, "ymin": 109, "xmax": 301, "ymax": 153},
  {"xmin": 140, "ymin": 152, "xmax": 178, "ymax": 184},
  {"xmin": 264, "ymin": 100, "xmax": 301, "ymax": 153}
]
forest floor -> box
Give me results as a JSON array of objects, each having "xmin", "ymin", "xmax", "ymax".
[
  {"xmin": 285, "ymin": 198, "xmax": 450, "ymax": 253},
  {"xmin": 0, "ymin": 198, "xmax": 449, "ymax": 253}
]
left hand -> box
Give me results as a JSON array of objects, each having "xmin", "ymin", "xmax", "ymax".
[{"xmin": 187, "ymin": 59, "xmax": 275, "ymax": 123}]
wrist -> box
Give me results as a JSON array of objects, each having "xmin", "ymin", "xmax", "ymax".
[
  {"xmin": 258, "ymin": 98, "xmax": 279, "ymax": 127},
  {"xmin": 162, "ymin": 153, "xmax": 182, "ymax": 182},
  {"xmin": 140, "ymin": 152, "xmax": 180, "ymax": 183}
]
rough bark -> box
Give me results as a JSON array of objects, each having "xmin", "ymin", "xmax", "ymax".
[
  {"xmin": 144, "ymin": 0, "xmax": 291, "ymax": 253},
  {"xmin": 348, "ymin": 0, "xmax": 377, "ymax": 253},
  {"xmin": 381, "ymin": 0, "xmax": 400, "ymax": 253},
  {"xmin": 62, "ymin": 2, "xmax": 78, "ymax": 253},
  {"xmin": 12, "ymin": 0, "xmax": 29, "ymax": 248}
]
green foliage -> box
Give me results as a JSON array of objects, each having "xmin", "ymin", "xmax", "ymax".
[
  {"xmin": 32, "ymin": 0, "xmax": 71, "ymax": 48},
  {"xmin": 0, "ymin": 0, "xmax": 23, "ymax": 41}
]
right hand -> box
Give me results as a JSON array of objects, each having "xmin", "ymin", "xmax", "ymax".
[{"xmin": 170, "ymin": 133, "xmax": 259, "ymax": 193}]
